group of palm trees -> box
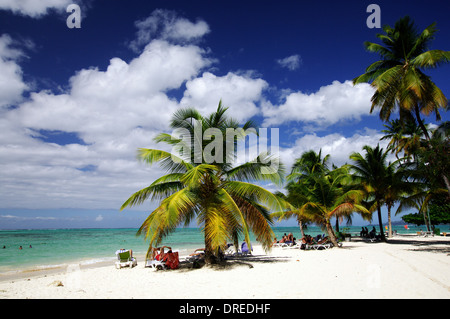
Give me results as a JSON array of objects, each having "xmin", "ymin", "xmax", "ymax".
[{"xmin": 120, "ymin": 16, "xmax": 449, "ymax": 264}]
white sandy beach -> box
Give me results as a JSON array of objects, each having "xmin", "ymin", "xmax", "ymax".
[{"xmin": 0, "ymin": 236, "xmax": 449, "ymax": 299}]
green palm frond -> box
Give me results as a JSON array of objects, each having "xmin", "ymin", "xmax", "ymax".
[
  {"xmin": 138, "ymin": 148, "xmax": 193, "ymax": 172},
  {"xmin": 217, "ymin": 188, "xmax": 251, "ymax": 247},
  {"xmin": 202, "ymin": 207, "xmax": 230, "ymax": 253},
  {"xmin": 226, "ymin": 152, "xmax": 284, "ymax": 186},
  {"xmin": 233, "ymin": 195, "xmax": 274, "ymax": 251},
  {"xmin": 170, "ymin": 107, "xmax": 203, "ymax": 131},
  {"xmin": 411, "ymin": 50, "xmax": 450, "ymax": 69},
  {"xmin": 364, "ymin": 41, "xmax": 394, "ymax": 59},
  {"xmin": 161, "ymin": 188, "xmax": 198, "ymax": 226},
  {"xmin": 180, "ymin": 164, "xmax": 219, "ymax": 187},
  {"xmin": 153, "ymin": 133, "xmax": 182, "ymax": 146},
  {"xmin": 297, "ymin": 202, "xmax": 326, "ymax": 223},
  {"xmin": 120, "ymin": 180, "xmax": 184, "ymax": 210},
  {"xmin": 354, "ymin": 15, "xmax": 449, "ymax": 134},
  {"xmin": 225, "ymin": 181, "xmax": 286, "ymax": 213}
]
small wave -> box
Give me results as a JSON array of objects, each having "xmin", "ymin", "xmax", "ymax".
[{"xmin": 79, "ymin": 257, "xmax": 116, "ymax": 266}]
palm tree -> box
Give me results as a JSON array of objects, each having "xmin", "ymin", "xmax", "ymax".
[
  {"xmin": 271, "ymin": 150, "xmax": 330, "ymax": 236},
  {"xmin": 271, "ymin": 191, "xmax": 309, "ymax": 239},
  {"xmin": 274, "ymin": 162, "xmax": 369, "ymax": 247},
  {"xmin": 381, "ymin": 119, "xmax": 405, "ymax": 160},
  {"xmin": 353, "ymin": 16, "xmax": 450, "ymax": 194},
  {"xmin": 398, "ymin": 122, "xmax": 450, "ymax": 230},
  {"xmin": 289, "ymin": 149, "xmax": 330, "ymax": 178},
  {"xmin": 381, "ymin": 118, "xmax": 428, "ymax": 163},
  {"xmin": 353, "ymin": 16, "xmax": 449, "ymax": 134},
  {"xmin": 349, "ymin": 145, "xmax": 402, "ymax": 241},
  {"xmin": 383, "ymin": 164, "xmax": 421, "ymax": 237},
  {"xmin": 121, "ymin": 102, "xmax": 286, "ymax": 264}
]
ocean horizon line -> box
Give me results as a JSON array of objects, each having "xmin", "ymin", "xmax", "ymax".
[{"xmin": 0, "ymin": 223, "xmax": 414, "ymax": 231}]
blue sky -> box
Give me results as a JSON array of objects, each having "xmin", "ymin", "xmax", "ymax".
[{"xmin": 0, "ymin": 0, "xmax": 448, "ymax": 229}]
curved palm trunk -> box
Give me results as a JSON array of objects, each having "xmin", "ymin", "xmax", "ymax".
[
  {"xmin": 325, "ymin": 220, "xmax": 339, "ymax": 248},
  {"xmin": 422, "ymin": 210, "xmax": 431, "ymax": 232},
  {"xmin": 204, "ymin": 242, "xmax": 215, "ymax": 265},
  {"xmin": 414, "ymin": 106, "xmax": 431, "ymax": 141},
  {"xmin": 298, "ymin": 219, "xmax": 305, "ymax": 238},
  {"xmin": 441, "ymin": 174, "xmax": 450, "ymax": 197}
]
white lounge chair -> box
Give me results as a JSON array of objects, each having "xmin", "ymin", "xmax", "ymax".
[
  {"xmin": 285, "ymin": 242, "xmax": 302, "ymax": 249},
  {"xmin": 145, "ymin": 259, "xmax": 166, "ymax": 270},
  {"xmin": 115, "ymin": 250, "xmax": 137, "ymax": 269}
]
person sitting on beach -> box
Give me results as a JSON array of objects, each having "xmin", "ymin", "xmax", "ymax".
[
  {"xmin": 116, "ymin": 248, "xmax": 134, "ymax": 259},
  {"xmin": 370, "ymin": 227, "xmax": 377, "ymax": 238},
  {"xmin": 152, "ymin": 246, "xmax": 172, "ymax": 261},
  {"xmin": 189, "ymin": 248, "xmax": 205, "ymax": 259},
  {"xmin": 360, "ymin": 227, "xmax": 368, "ymax": 237},
  {"xmin": 151, "ymin": 247, "xmax": 161, "ymax": 260},
  {"xmin": 300, "ymin": 235, "xmax": 314, "ymax": 249},
  {"xmin": 287, "ymin": 233, "xmax": 294, "ymax": 243}
]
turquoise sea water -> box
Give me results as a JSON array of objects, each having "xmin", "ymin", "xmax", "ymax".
[{"xmin": 1, "ymin": 225, "xmax": 449, "ymax": 273}]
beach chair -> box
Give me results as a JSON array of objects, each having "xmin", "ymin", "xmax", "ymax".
[
  {"xmin": 363, "ymin": 233, "xmax": 380, "ymax": 243},
  {"xmin": 146, "ymin": 251, "xmax": 180, "ymax": 270},
  {"xmin": 312, "ymin": 241, "xmax": 332, "ymax": 250},
  {"xmin": 272, "ymin": 242, "xmax": 292, "ymax": 248},
  {"xmin": 419, "ymin": 231, "xmax": 434, "ymax": 237},
  {"xmin": 115, "ymin": 250, "xmax": 137, "ymax": 269},
  {"xmin": 146, "ymin": 258, "xmax": 166, "ymax": 270},
  {"xmin": 308, "ymin": 237, "xmax": 332, "ymax": 250},
  {"xmin": 225, "ymin": 244, "xmax": 235, "ymax": 256},
  {"xmin": 286, "ymin": 242, "xmax": 302, "ymax": 249}
]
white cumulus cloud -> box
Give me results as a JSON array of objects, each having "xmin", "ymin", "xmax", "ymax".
[
  {"xmin": 181, "ymin": 71, "xmax": 268, "ymax": 122},
  {"xmin": 262, "ymin": 80, "xmax": 375, "ymax": 128},
  {"xmin": 0, "ymin": 8, "xmax": 389, "ymax": 214},
  {"xmin": 0, "ymin": 17, "xmax": 214, "ymax": 210},
  {"xmin": 0, "ymin": 0, "xmax": 74, "ymax": 17},
  {"xmin": 280, "ymin": 128, "xmax": 389, "ymax": 170},
  {"xmin": 0, "ymin": 35, "xmax": 29, "ymax": 108}
]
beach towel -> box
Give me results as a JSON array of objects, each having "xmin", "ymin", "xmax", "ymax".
[{"xmin": 164, "ymin": 252, "xmax": 179, "ymax": 269}]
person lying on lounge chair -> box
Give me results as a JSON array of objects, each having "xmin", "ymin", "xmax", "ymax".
[
  {"xmin": 300, "ymin": 235, "xmax": 315, "ymax": 249},
  {"xmin": 189, "ymin": 248, "xmax": 205, "ymax": 259},
  {"xmin": 151, "ymin": 246, "xmax": 172, "ymax": 261},
  {"xmin": 287, "ymin": 233, "xmax": 294, "ymax": 243}
]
